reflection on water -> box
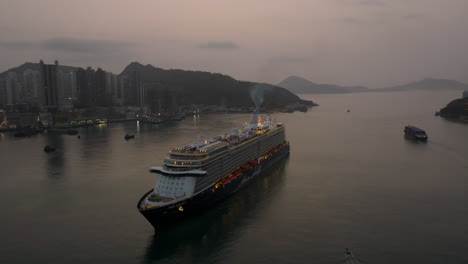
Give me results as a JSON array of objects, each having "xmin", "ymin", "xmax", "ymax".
[
  {"xmin": 143, "ymin": 158, "xmax": 290, "ymax": 263},
  {"xmin": 44, "ymin": 133, "xmax": 65, "ymax": 177}
]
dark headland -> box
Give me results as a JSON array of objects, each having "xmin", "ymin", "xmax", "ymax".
[{"xmin": 438, "ymin": 92, "xmax": 468, "ymax": 123}]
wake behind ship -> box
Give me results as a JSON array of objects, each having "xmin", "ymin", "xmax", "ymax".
[{"xmin": 137, "ymin": 113, "xmax": 290, "ymax": 229}]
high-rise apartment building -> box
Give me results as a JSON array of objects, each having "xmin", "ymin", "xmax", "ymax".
[
  {"xmin": 123, "ymin": 70, "xmax": 142, "ymax": 107},
  {"xmin": 40, "ymin": 60, "xmax": 59, "ymax": 109},
  {"xmin": 76, "ymin": 67, "xmax": 96, "ymax": 108},
  {"xmin": 5, "ymin": 72, "xmax": 20, "ymax": 105},
  {"xmin": 0, "ymin": 77, "xmax": 7, "ymax": 106}
]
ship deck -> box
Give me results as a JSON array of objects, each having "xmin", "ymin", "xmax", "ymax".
[{"xmin": 147, "ymin": 193, "xmax": 174, "ymax": 203}]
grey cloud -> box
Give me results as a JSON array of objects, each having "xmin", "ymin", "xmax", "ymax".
[
  {"xmin": 379, "ymin": 11, "xmax": 425, "ymax": 21},
  {"xmin": 0, "ymin": 41, "xmax": 37, "ymax": 49},
  {"xmin": 401, "ymin": 13, "xmax": 424, "ymax": 20},
  {"xmin": 343, "ymin": 17, "xmax": 369, "ymax": 25},
  {"xmin": 268, "ymin": 56, "xmax": 311, "ymax": 63},
  {"xmin": 0, "ymin": 37, "xmax": 134, "ymax": 54},
  {"xmin": 342, "ymin": 11, "xmax": 424, "ymax": 25},
  {"xmin": 338, "ymin": 0, "xmax": 387, "ymax": 7},
  {"xmin": 357, "ymin": 0, "xmax": 386, "ymax": 6},
  {"xmin": 198, "ymin": 41, "xmax": 240, "ymax": 49},
  {"xmin": 42, "ymin": 38, "xmax": 133, "ymax": 53}
]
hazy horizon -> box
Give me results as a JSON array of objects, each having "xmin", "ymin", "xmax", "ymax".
[{"xmin": 1, "ymin": 0, "xmax": 467, "ymax": 88}]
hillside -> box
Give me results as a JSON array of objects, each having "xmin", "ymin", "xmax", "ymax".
[
  {"xmin": 120, "ymin": 62, "xmax": 316, "ymax": 111},
  {"xmin": 0, "ymin": 62, "xmax": 78, "ymax": 77},
  {"xmin": 277, "ymin": 75, "xmax": 369, "ymax": 94}
]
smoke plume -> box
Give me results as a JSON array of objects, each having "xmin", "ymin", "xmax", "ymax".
[{"xmin": 249, "ymin": 84, "xmax": 265, "ymax": 111}]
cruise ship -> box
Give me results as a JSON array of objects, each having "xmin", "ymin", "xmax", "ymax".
[{"xmin": 137, "ymin": 113, "xmax": 290, "ymax": 229}]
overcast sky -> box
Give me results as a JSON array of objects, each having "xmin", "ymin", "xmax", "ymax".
[{"xmin": 0, "ymin": 0, "xmax": 467, "ymax": 87}]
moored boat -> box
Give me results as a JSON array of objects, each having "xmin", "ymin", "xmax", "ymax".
[
  {"xmin": 14, "ymin": 128, "xmax": 40, "ymax": 137},
  {"xmin": 125, "ymin": 134, "xmax": 135, "ymax": 140},
  {"xmin": 43, "ymin": 145, "xmax": 56, "ymax": 152}
]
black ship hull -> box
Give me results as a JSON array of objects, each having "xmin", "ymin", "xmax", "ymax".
[{"xmin": 138, "ymin": 143, "xmax": 290, "ymax": 229}]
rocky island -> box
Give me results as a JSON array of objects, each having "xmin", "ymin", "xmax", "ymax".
[{"xmin": 438, "ymin": 91, "xmax": 468, "ymax": 123}]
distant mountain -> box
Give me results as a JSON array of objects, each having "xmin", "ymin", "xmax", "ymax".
[
  {"xmin": 278, "ymin": 75, "xmax": 468, "ymax": 95},
  {"xmin": 376, "ymin": 78, "xmax": 468, "ymax": 92},
  {"xmin": 0, "ymin": 62, "xmax": 78, "ymax": 77},
  {"xmin": 277, "ymin": 75, "xmax": 369, "ymax": 94},
  {"xmin": 120, "ymin": 62, "xmax": 316, "ymax": 110}
]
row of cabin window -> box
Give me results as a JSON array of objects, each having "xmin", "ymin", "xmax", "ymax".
[
  {"xmin": 159, "ymin": 186, "xmax": 184, "ymax": 190},
  {"xmin": 160, "ymin": 181, "xmax": 185, "ymax": 186}
]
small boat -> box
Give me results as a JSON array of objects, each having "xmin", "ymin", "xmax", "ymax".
[
  {"xmin": 65, "ymin": 129, "xmax": 79, "ymax": 135},
  {"xmin": 14, "ymin": 128, "xmax": 40, "ymax": 137},
  {"xmin": 125, "ymin": 134, "xmax": 135, "ymax": 140},
  {"xmin": 14, "ymin": 131, "xmax": 29, "ymax": 137},
  {"xmin": 404, "ymin": 126, "xmax": 428, "ymax": 142},
  {"xmin": 48, "ymin": 128, "xmax": 79, "ymax": 135},
  {"xmin": 44, "ymin": 145, "xmax": 56, "ymax": 152},
  {"xmin": 139, "ymin": 116, "xmax": 162, "ymax": 124},
  {"xmin": 345, "ymin": 248, "xmax": 361, "ymax": 264},
  {"xmin": 169, "ymin": 113, "xmax": 186, "ymax": 121}
]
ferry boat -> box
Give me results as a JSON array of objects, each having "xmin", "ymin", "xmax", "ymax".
[
  {"xmin": 137, "ymin": 113, "xmax": 290, "ymax": 229},
  {"xmin": 404, "ymin": 126, "xmax": 428, "ymax": 142}
]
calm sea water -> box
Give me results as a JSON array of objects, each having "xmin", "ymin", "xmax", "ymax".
[{"xmin": 1, "ymin": 91, "xmax": 467, "ymax": 264}]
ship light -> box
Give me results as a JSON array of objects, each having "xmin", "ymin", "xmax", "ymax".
[
  {"xmin": 215, "ymin": 182, "xmax": 222, "ymax": 189},
  {"xmin": 178, "ymin": 206, "xmax": 184, "ymax": 212}
]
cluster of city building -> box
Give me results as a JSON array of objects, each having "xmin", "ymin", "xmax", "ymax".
[
  {"xmin": 0, "ymin": 60, "xmax": 133, "ymax": 112},
  {"xmin": 0, "ymin": 60, "xmax": 184, "ymax": 112},
  {"xmin": 0, "ymin": 60, "xmax": 183, "ymax": 128}
]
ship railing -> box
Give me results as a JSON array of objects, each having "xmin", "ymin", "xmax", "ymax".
[
  {"xmin": 168, "ymin": 155, "xmax": 207, "ymax": 160},
  {"xmin": 150, "ymin": 166, "xmax": 207, "ymax": 175}
]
